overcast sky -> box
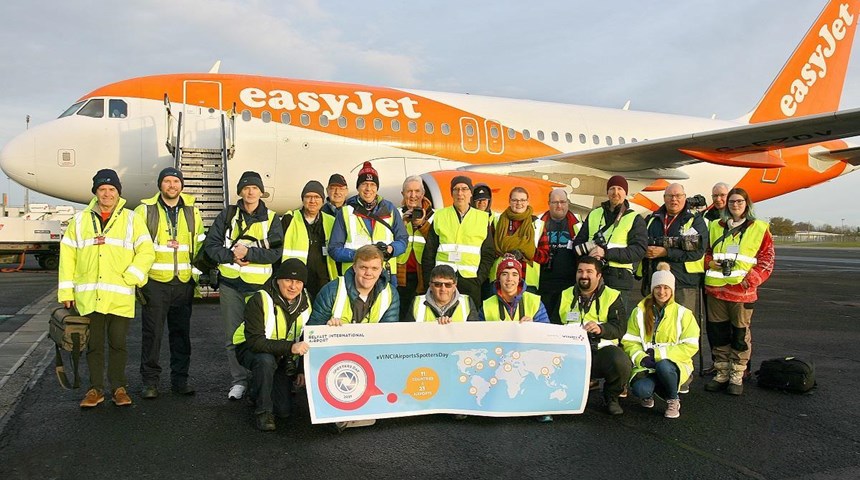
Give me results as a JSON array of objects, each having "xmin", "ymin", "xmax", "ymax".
[{"xmin": 1, "ymin": 0, "xmax": 857, "ymax": 227}]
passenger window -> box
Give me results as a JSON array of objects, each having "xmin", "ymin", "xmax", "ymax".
[
  {"xmin": 337, "ymin": 116, "xmax": 347, "ymax": 128},
  {"xmin": 565, "ymin": 133, "xmax": 573, "ymax": 143},
  {"xmin": 537, "ymin": 130, "xmax": 545, "ymax": 141},
  {"xmin": 59, "ymin": 101, "xmax": 85, "ymax": 118},
  {"xmin": 523, "ymin": 129, "xmax": 531, "ymax": 140},
  {"xmin": 606, "ymin": 136, "xmax": 613, "ymax": 146},
  {"xmin": 408, "ymin": 121, "xmax": 417, "ymax": 133},
  {"xmin": 632, "ymin": 137, "xmax": 638, "ymax": 143},
  {"xmin": 319, "ymin": 115, "xmax": 329, "ymax": 127},
  {"xmin": 579, "ymin": 133, "xmax": 587, "ymax": 144},
  {"xmin": 425, "ymin": 122, "xmax": 434, "ymax": 134},
  {"xmin": 281, "ymin": 112, "xmax": 291, "ymax": 124},
  {"xmin": 77, "ymin": 99, "xmax": 104, "ymax": 118},
  {"xmin": 441, "ymin": 123, "xmax": 451, "ymax": 135},
  {"xmin": 373, "ymin": 118, "xmax": 383, "ymax": 131},
  {"xmin": 300, "ymin": 113, "xmax": 310, "ymax": 126},
  {"xmin": 551, "ymin": 131, "xmax": 559, "ymax": 142},
  {"xmin": 592, "ymin": 135, "xmax": 600, "ymax": 145},
  {"xmin": 391, "ymin": 119, "xmax": 401, "ymax": 132},
  {"xmin": 261, "ymin": 111, "xmax": 271, "ymax": 123},
  {"xmin": 489, "ymin": 125, "xmax": 499, "ymax": 138},
  {"xmin": 619, "ymin": 137, "xmax": 626, "ymax": 145},
  {"xmin": 465, "ymin": 124, "xmax": 475, "ymax": 136},
  {"xmin": 356, "ymin": 117, "xmax": 366, "ymax": 130},
  {"xmin": 108, "ymin": 99, "xmax": 127, "ymax": 118},
  {"xmin": 241, "ymin": 109, "xmax": 252, "ymax": 122},
  {"xmin": 508, "ymin": 128, "xmax": 516, "ymax": 140}
]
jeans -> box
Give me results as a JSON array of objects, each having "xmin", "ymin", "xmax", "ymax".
[
  {"xmin": 631, "ymin": 359, "xmax": 680, "ymax": 400},
  {"xmin": 86, "ymin": 312, "xmax": 131, "ymax": 391},
  {"xmin": 236, "ymin": 345, "xmax": 293, "ymax": 416},
  {"xmin": 220, "ymin": 284, "xmax": 249, "ymax": 388}
]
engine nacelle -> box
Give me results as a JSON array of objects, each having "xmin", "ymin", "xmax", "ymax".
[{"xmin": 419, "ymin": 171, "xmax": 563, "ymax": 214}]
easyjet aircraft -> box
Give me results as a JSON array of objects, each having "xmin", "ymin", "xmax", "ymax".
[{"xmin": 2, "ymin": 0, "xmax": 860, "ymax": 221}]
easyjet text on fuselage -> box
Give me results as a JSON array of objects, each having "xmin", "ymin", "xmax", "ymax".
[{"xmin": 239, "ymin": 88, "xmax": 422, "ymax": 121}]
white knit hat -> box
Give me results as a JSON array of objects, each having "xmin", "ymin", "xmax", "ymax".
[{"xmin": 651, "ymin": 263, "xmax": 676, "ymax": 292}]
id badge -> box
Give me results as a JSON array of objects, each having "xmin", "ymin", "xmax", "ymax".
[
  {"xmin": 726, "ymin": 244, "xmax": 740, "ymax": 255},
  {"xmin": 94, "ymin": 236, "xmax": 105, "ymax": 245},
  {"xmin": 566, "ymin": 311, "xmax": 580, "ymax": 324},
  {"xmin": 322, "ymin": 246, "xmax": 328, "ymax": 256},
  {"xmin": 448, "ymin": 251, "xmax": 462, "ymax": 262},
  {"xmin": 167, "ymin": 239, "xmax": 180, "ymax": 249}
]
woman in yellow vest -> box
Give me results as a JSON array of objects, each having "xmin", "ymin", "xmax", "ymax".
[
  {"xmin": 703, "ymin": 188, "xmax": 775, "ymax": 395},
  {"xmin": 481, "ymin": 255, "xmax": 549, "ymax": 323},
  {"xmin": 623, "ymin": 264, "xmax": 699, "ymax": 419},
  {"xmin": 490, "ymin": 187, "xmax": 544, "ymax": 292}
]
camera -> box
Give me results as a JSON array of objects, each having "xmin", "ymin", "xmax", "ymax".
[
  {"xmin": 281, "ymin": 355, "xmax": 298, "ymax": 377},
  {"xmin": 686, "ymin": 194, "xmax": 707, "ymax": 210},
  {"xmin": 720, "ymin": 258, "xmax": 736, "ymax": 277},
  {"xmin": 198, "ymin": 268, "xmax": 220, "ymax": 289},
  {"xmin": 375, "ymin": 241, "xmax": 392, "ymax": 261},
  {"xmin": 573, "ymin": 231, "xmax": 608, "ymax": 257},
  {"xmin": 411, "ymin": 207, "xmax": 424, "ymax": 220}
]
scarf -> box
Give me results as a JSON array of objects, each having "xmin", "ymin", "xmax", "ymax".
[{"xmin": 494, "ymin": 206, "xmax": 536, "ymax": 259}]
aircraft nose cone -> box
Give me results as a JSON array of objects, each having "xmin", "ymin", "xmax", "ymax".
[{"xmin": 0, "ymin": 132, "xmax": 37, "ymax": 190}]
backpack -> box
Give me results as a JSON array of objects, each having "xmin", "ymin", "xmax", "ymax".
[
  {"xmin": 48, "ymin": 307, "xmax": 91, "ymax": 389},
  {"xmin": 756, "ymin": 356, "xmax": 817, "ymax": 393}
]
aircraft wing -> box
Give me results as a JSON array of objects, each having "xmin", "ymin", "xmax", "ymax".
[{"xmin": 460, "ymin": 107, "xmax": 860, "ymax": 176}]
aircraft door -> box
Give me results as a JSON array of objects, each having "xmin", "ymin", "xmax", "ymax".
[
  {"xmin": 484, "ymin": 119, "xmax": 504, "ymax": 155},
  {"xmin": 459, "ymin": 117, "xmax": 480, "ymax": 154},
  {"xmin": 182, "ymin": 81, "xmax": 223, "ymax": 148}
]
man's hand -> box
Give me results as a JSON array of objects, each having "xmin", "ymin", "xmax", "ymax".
[
  {"xmin": 327, "ymin": 318, "xmax": 344, "ymax": 327},
  {"xmin": 709, "ymin": 260, "xmax": 720, "ymax": 270},
  {"xmin": 519, "ymin": 316, "xmax": 534, "ymax": 323},
  {"xmin": 232, "ymin": 243, "xmax": 249, "ymax": 260},
  {"xmin": 437, "ymin": 316, "xmax": 452, "ymax": 325},
  {"xmin": 589, "ymin": 245, "xmax": 605, "ymax": 260},
  {"xmin": 291, "ymin": 341, "xmax": 309, "ymax": 356},
  {"xmin": 63, "ymin": 300, "xmax": 75, "ymax": 309},
  {"xmin": 583, "ymin": 321, "xmax": 602, "ymax": 335},
  {"xmin": 645, "ymin": 246, "xmax": 668, "ymax": 259},
  {"xmin": 233, "ymin": 257, "xmax": 250, "ymax": 267}
]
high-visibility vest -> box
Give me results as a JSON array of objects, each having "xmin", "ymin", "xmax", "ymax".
[
  {"xmin": 232, "ymin": 289, "xmax": 310, "ymax": 344},
  {"xmin": 281, "ymin": 209, "xmax": 337, "ymax": 280},
  {"xmin": 341, "ymin": 205, "xmax": 397, "ymax": 274},
  {"xmin": 331, "ymin": 277, "xmax": 394, "ymax": 323},
  {"xmin": 558, "ymin": 285, "xmax": 621, "ymax": 349},
  {"xmin": 411, "ymin": 294, "xmax": 471, "ymax": 322},
  {"xmin": 483, "ymin": 292, "xmax": 543, "ymax": 322},
  {"xmin": 621, "ymin": 300, "xmax": 699, "ymax": 387},
  {"xmin": 396, "ymin": 212, "xmax": 433, "ymax": 267},
  {"xmin": 643, "ymin": 214, "xmax": 705, "ymax": 274},
  {"xmin": 135, "ymin": 193, "xmax": 204, "ymax": 283},
  {"xmin": 218, "ymin": 208, "xmax": 278, "ymax": 285},
  {"xmin": 586, "ymin": 207, "xmax": 638, "ymax": 271},
  {"xmin": 432, "ymin": 207, "xmax": 490, "ymax": 278},
  {"xmin": 58, "ymin": 197, "xmax": 155, "ymax": 318},
  {"xmin": 489, "ymin": 216, "xmax": 544, "ymax": 287},
  {"xmin": 705, "ymin": 219, "xmax": 769, "ymax": 287}
]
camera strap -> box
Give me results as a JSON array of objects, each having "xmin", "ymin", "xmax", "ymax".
[
  {"xmin": 711, "ymin": 222, "xmax": 747, "ymax": 252},
  {"xmin": 498, "ymin": 296, "xmax": 526, "ymax": 321}
]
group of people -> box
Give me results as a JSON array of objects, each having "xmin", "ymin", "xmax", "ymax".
[{"xmin": 58, "ymin": 162, "xmax": 774, "ymax": 431}]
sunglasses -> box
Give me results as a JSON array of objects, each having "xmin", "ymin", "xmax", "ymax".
[{"xmin": 430, "ymin": 281, "xmax": 456, "ymax": 288}]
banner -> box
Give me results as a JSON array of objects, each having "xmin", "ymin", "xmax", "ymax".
[{"xmin": 304, "ymin": 322, "xmax": 592, "ymax": 423}]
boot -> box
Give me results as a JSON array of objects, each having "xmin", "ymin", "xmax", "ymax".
[
  {"xmin": 704, "ymin": 361, "xmax": 730, "ymax": 392},
  {"xmin": 727, "ymin": 364, "xmax": 746, "ymax": 396}
]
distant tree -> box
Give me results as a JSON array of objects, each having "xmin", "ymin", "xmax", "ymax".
[
  {"xmin": 795, "ymin": 221, "xmax": 814, "ymax": 232},
  {"xmin": 769, "ymin": 217, "xmax": 796, "ymax": 236},
  {"xmin": 821, "ymin": 224, "xmax": 835, "ymax": 233}
]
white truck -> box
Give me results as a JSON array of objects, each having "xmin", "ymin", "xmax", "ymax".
[{"xmin": 0, "ymin": 204, "xmax": 76, "ymax": 269}]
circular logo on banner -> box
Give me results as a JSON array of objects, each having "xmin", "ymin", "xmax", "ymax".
[{"xmin": 317, "ymin": 353, "xmax": 383, "ymax": 410}]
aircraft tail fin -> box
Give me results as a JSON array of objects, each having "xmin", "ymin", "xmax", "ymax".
[{"xmin": 746, "ymin": 0, "xmax": 859, "ymax": 124}]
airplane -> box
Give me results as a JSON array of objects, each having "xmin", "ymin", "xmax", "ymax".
[{"xmin": 2, "ymin": 0, "xmax": 860, "ymax": 224}]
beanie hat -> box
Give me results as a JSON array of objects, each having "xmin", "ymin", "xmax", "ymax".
[
  {"xmin": 157, "ymin": 167, "xmax": 184, "ymax": 188},
  {"xmin": 328, "ymin": 173, "xmax": 347, "ymax": 187},
  {"xmin": 357, "ymin": 162, "xmax": 379, "ymax": 188},
  {"xmin": 450, "ymin": 175, "xmax": 473, "ymax": 192},
  {"xmin": 496, "ymin": 254, "xmax": 524, "ymax": 282},
  {"xmin": 472, "ymin": 183, "xmax": 492, "ymax": 200},
  {"xmin": 301, "ymin": 180, "xmax": 325, "ymax": 200},
  {"xmin": 274, "ymin": 258, "xmax": 308, "ymax": 283},
  {"xmin": 92, "ymin": 168, "xmax": 122, "ymax": 194},
  {"xmin": 236, "ymin": 171, "xmax": 267, "ymax": 196},
  {"xmin": 607, "ymin": 175, "xmax": 628, "ymax": 194},
  {"xmin": 651, "ymin": 263, "xmax": 675, "ymax": 293}
]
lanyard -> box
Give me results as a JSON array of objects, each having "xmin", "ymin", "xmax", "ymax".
[
  {"xmin": 571, "ymin": 288, "xmax": 601, "ymax": 325},
  {"xmin": 662, "ymin": 213, "xmax": 681, "ymax": 236},
  {"xmin": 89, "ymin": 210, "xmax": 117, "ymax": 237}
]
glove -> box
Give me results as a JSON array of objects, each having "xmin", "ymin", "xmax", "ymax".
[{"xmin": 641, "ymin": 355, "xmax": 656, "ymax": 369}]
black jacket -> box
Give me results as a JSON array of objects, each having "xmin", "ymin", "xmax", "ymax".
[
  {"xmin": 573, "ymin": 200, "xmax": 647, "ymax": 291},
  {"xmin": 241, "ymin": 280, "xmax": 309, "ymax": 356},
  {"xmin": 642, "ymin": 206, "xmax": 708, "ymax": 289}
]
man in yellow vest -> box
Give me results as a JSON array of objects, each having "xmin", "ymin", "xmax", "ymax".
[
  {"xmin": 328, "ymin": 162, "xmax": 408, "ymax": 287},
  {"xmin": 322, "ymin": 173, "xmax": 349, "ymax": 217},
  {"xmin": 558, "ymin": 256, "xmax": 629, "ymax": 415},
  {"xmin": 397, "ymin": 175, "xmax": 434, "ymax": 319},
  {"xmin": 406, "ymin": 265, "xmax": 480, "ymax": 322},
  {"xmin": 481, "ymin": 255, "xmax": 550, "ymax": 323},
  {"xmin": 135, "ymin": 167, "xmax": 204, "ymax": 399},
  {"xmin": 422, "ymin": 176, "xmax": 495, "ymax": 303},
  {"xmin": 573, "ymin": 175, "xmax": 647, "ymax": 311},
  {"xmin": 281, "ymin": 180, "xmax": 336, "ymax": 299},
  {"xmin": 204, "ymin": 171, "xmax": 284, "ymax": 401},
  {"xmin": 704, "ymin": 182, "xmax": 729, "ymax": 223},
  {"xmin": 60, "ymin": 169, "xmax": 155, "ymax": 408},
  {"xmin": 233, "ymin": 258, "xmax": 311, "ymax": 431}
]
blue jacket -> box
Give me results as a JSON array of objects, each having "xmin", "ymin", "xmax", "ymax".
[
  {"xmin": 328, "ymin": 195, "xmax": 408, "ymax": 264},
  {"xmin": 307, "ymin": 267, "xmax": 401, "ymax": 325}
]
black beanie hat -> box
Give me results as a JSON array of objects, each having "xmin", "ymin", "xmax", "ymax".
[
  {"xmin": 274, "ymin": 258, "xmax": 308, "ymax": 283},
  {"xmin": 450, "ymin": 175, "xmax": 473, "ymax": 192},
  {"xmin": 157, "ymin": 167, "xmax": 184, "ymax": 188},
  {"xmin": 237, "ymin": 171, "xmax": 266, "ymax": 196},
  {"xmin": 92, "ymin": 169, "xmax": 122, "ymax": 194},
  {"xmin": 301, "ymin": 180, "xmax": 326, "ymax": 200}
]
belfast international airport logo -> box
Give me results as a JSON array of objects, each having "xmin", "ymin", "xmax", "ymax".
[{"xmin": 317, "ymin": 353, "xmax": 382, "ymax": 410}]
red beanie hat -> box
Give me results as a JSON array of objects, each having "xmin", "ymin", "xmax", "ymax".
[
  {"xmin": 357, "ymin": 162, "xmax": 380, "ymax": 189},
  {"xmin": 496, "ymin": 254, "xmax": 524, "ymax": 282},
  {"xmin": 606, "ymin": 175, "xmax": 628, "ymax": 194}
]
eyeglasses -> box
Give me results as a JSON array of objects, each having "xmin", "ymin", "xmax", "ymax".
[
  {"xmin": 549, "ymin": 201, "xmax": 567, "ymax": 205},
  {"xmin": 303, "ymin": 195, "xmax": 322, "ymax": 201},
  {"xmin": 430, "ymin": 281, "xmax": 455, "ymax": 288},
  {"xmin": 452, "ymin": 187, "xmax": 471, "ymax": 192},
  {"xmin": 663, "ymin": 194, "xmax": 685, "ymax": 199},
  {"xmin": 727, "ymin": 199, "xmax": 746, "ymax": 204},
  {"xmin": 510, "ymin": 198, "xmax": 528, "ymax": 204},
  {"xmin": 712, "ymin": 193, "xmax": 727, "ymax": 198}
]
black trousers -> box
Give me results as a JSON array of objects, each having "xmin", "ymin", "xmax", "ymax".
[
  {"xmin": 397, "ymin": 271, "xmax": 420, "ymax": 321},
  {"xmin": 538, "ymin": 284, "xmax": 570, "ymax": 325},
  {"xmin": 592, "ymin": 345, "xmax": 632, "ymax": 398},
  {"xmin": 236, "ymin": 344, "xmax": 294, "ymax": 416},
  {"xmin": 139, "ymin": 279, "xmax": 194, "ymax": 387},
  {"xmin": 457, "ymin": 275, "xmax": 482, "ymax": 304}
]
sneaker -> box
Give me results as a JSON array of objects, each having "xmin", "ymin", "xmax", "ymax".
[
  {"xmin": 640, "ymin": 397, "xmax": 655, "ymax": 409},
  {"xmin": 141, "ymin": 385, "xmax": 159, "ymax": 399},
  {"xmin": 536, "ymin": 415, "xmax": 554, "ymax": 423},
  {"xmin": 604, "ymin": 396, "xmax": 624, "ymax": 416},
  {"xmin": 679, "ymin": 377, "xmax": 692, "ymax": 394},
  {"xmin": 331, "ymin": 419, "xmax": 377, "ymax": 433},
  {"xmin": 619, "ymin": 385, "xmax": 628, "ymax": 398},
  {"xmin": 332, "ymin": 421, "xmax": 348, "ymax": 433},
  {"xmin": 665, "ymin": 398, "xmax": 681, "ymax": 419},
  {"xmin": 80, "ymin": 388, "xmax": 104, "ymax": 408},
  {"xmin": 256, "ymin": 412, "xmax": 276, "ymax": 432},
  {"xmin": 112, "ymin": 387, "xmax": 133, "ymax": 406},
  {"xmin": 228, "ymin": 384, "xmax": 246, "ymax": 400}
]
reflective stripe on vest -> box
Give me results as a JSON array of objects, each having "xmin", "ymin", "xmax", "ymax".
[
  {"xmin": 232, "ymin": 290, "xmax": 309, "ymax": 344},
  {"xmin": 341, "ymin": 205, "xmax": 397, "ymax": 274},
  {"xmin": 705, "ymin": 219, "xmax": 768, "ymax": 287},
  {"xmin": 558, "ymin": 285, "xmax": 620, "ymax": 349},
  {"xmin": 433, "ymin": 207, "xmax": 490, "ymax": 278},
  {"xmin": 587, "ymin": 207, "xmax": 637, "ymax": 271},
  {"xmin": 331, "ymin": 277, "xmax": 393, "ymax": 323},
  {"xmin": 644, "ymin": 215, "xmax": 705, "ymax": 274},
  {"xmin": 137, "ymin": 194, "xmax": 200, "ymax": 283},
  {"xmin": 282, "ymin": 209, "xmax": 337, "ymax": 280},
  {"xmin": 482, "ymin": 292, "xmax": 542, "ymax": 322},
  {"xmin": 396, "ymin": 213, "xmax": 433, "ymax": 266},
  {"xmin": 218, "ymin": 209, "xmax": 277, "ymax": 285},
  {"xmin": 412, "ymin": 294, "xmax": 471, "ymax": 322},
  {"xmin": 623, "ymin": 304, "xmax": 693, "ymax": 361}
]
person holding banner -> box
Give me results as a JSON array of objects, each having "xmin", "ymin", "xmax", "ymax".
[
  {"xmin": 405, "ymin": 265, "xmax": 480, "ymax": 323},
  {"xmin": 557, "ymin": 256, "xmax": 629, "ymax": 416},
  {"xmin": 233, "ymin": 259, "xmax": 311, "ymax": 431},
  {"xmin": 622, "ymin": 264, "xmax": 699, "ymax": 419},
  {"xmin": 481, "ymin": 255, "xmax": 549, "ymax": 323}
]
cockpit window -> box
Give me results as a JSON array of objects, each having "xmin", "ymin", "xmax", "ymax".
[
  {"xmin": 77, "ymin": 99, "xmax": 104, "ymax": 118},
  {"xmin": 109, "ymin": 99, "xmax": 127, "ymax": 118},
  {"xmin": 59, "ymin": 101, "xmax": 85, "ymax": 118}
]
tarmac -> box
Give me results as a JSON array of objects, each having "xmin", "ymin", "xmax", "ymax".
[{"xmin": 0, "ymin": 247, "xmax": 858, "ymax": 479}]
